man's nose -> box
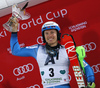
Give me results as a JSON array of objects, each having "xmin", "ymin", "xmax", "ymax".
[{"xmin": 48, "ymin": 33, "xmax": 52, "ymax": 37}]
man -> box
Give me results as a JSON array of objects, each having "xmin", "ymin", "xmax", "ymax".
[{"xmin": 10, "ymin": 20, "xmax": 95, "ymax": 88}]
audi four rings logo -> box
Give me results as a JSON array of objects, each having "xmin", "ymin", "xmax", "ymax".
[
  {"xmin": 13, "ymin": 63, "xmax": 34, "ymax": 76},
  {"xmin": 82, "ymin": 42, "xmax": 96, "ymax": 52},
  {"xmin": 0, "ymin": 74, "xmax": 3, "ymax": 82},
  {"xmin": 26, "ymin": 84, "xmax": 40, "ymax": 88},
  {"xmin": 91, "ymin": 64, "xmax": 100, "ymax": 73}
]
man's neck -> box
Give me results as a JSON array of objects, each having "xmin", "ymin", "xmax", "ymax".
[{"xmin": 46, "ymin": 43, "xmax": 60, "ymax": 49}]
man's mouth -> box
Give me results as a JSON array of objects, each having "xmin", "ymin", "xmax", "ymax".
[{"xmin": 48, "ymin": 38, "xmax": 53, "ymax": 41}]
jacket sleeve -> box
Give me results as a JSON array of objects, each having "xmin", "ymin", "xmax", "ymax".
[
  {"xmin": 83, "ymin": 60, "xmax": 95, "ymax": 82},
  {"xmin": 10, "ymin": 33, "xmax": 38, "ymax": 59}
]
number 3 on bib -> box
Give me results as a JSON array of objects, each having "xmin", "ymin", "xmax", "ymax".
[{"xmin": 49, "ymin": 68, "xmax": 54, "ymax": 77}]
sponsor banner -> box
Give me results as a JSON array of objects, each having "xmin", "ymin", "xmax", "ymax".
[
  {"xmin": 0, "ymin": 0, "xmax": 100, "ymax": 88},
  {"xmin": 13, "ymin": 63, "xmax": 34, "ymax": 76},
  {"xmin": 68, "ymin": 21, "xmax": 87, "ymax": 32},
  {"xmin": 92, "ymin": 63, "xmax": 100, "ymax": 74},
  {"xmin": 19, "ymin": 8, "xmax": 67, "ymax": 31},
  {"xmin": 81, "ymin": 42, "xmax": 96, "ymax": 53}
]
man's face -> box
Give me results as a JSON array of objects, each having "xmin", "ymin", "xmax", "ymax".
[{"xmin": 44, "ymin": 29, "xmax": 58, "ymax": 47}]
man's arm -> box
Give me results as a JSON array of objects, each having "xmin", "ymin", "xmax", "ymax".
[
  {"xmin": 76, "ymin": 46, "xmax": 95, "ymax": 88},
  {"xmin": 10, "ymin": 17, "xmax": 38, "ymax": 58},
  {"xmin": 83, "ymin": 60, "xmax": 95, "ymax": 88}
]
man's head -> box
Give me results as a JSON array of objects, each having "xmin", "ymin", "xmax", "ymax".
[{"xmin": 41, "ymin": 21, "xmax": 61, "ymax": 46}]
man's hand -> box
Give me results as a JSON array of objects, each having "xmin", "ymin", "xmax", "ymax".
[{"xmin": 10, "ymin": 17, "xmax": 19, "ymax": 32}]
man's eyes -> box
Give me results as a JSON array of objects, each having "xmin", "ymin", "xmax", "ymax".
[{"xmin": 45, "ymin": 32, "xmax": 54, "ymax": 35}]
